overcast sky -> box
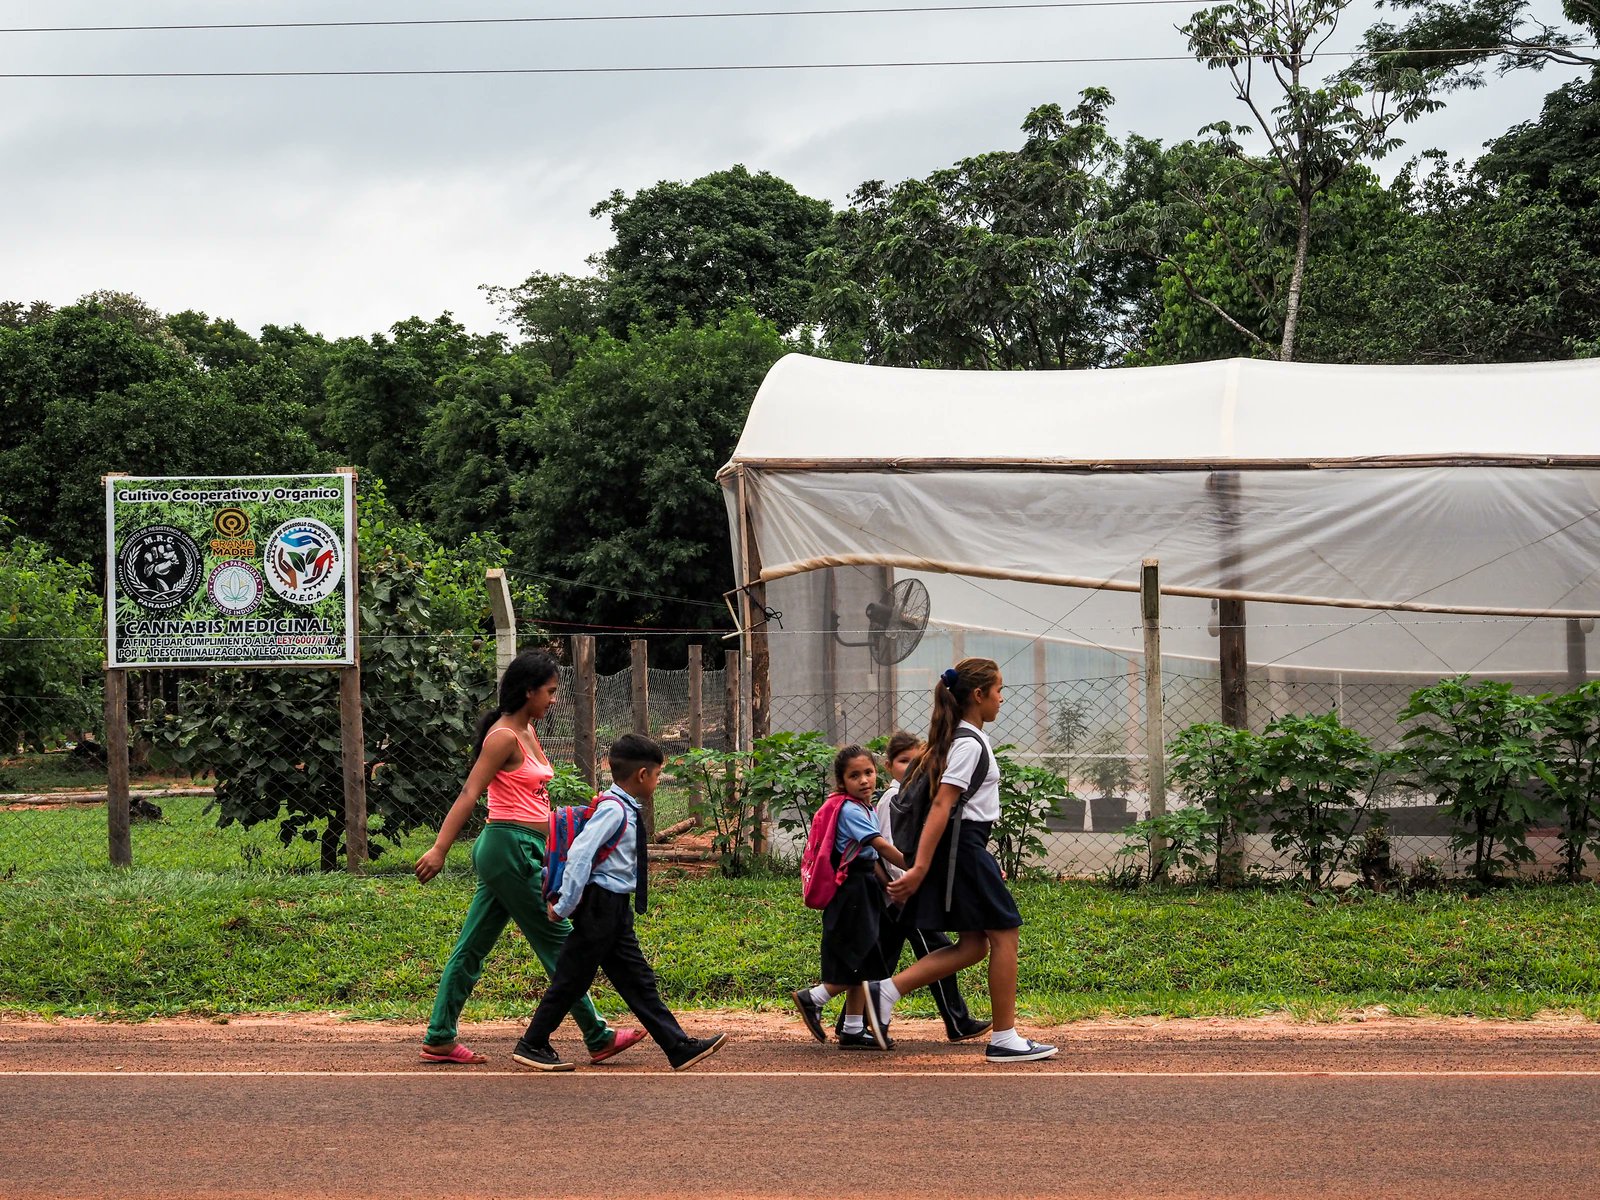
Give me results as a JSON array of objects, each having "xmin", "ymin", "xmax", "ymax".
[{"xmin": 1, "ymin": 0, "xmax": 1582, "ymax": 339}]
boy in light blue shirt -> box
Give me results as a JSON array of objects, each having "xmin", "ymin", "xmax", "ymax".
[{"xmin": 512, "ymin": 734, "xmax": 727, "ymax": 1072}]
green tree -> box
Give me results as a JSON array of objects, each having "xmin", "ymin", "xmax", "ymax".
[
  {"xmin": 482, "ymin": 271, "xmax": 605, "ymax": 381},
  {"xmin": 1114, "ymin": 0, "xmax": 1450, "ymax": 361},
  {"xmin": 504, "ymin": 310, "xmax": 785, "ymax": 645},
  {"xmin": 813, "ymin": 94, "xmax": 1138, "ymax": 368},
  {"xmin": 593, "ymin": 165, "xmax": 832, "ymax": 336},
  {"xmin": 1359, "ymin": 0, "xmax": 1599, "ymax": 79},
  {"xmin": 0, "ymin": 523, "xmax": 103, "ymax": 752},
  {"xmin": 166, "ymin": 310, "xmax": 264, "ymax": 371}
]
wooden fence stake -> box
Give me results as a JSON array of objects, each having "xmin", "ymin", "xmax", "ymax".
[
  {"xmin": 631, "ymin": 638, "xmax": 653, "ymax": 837},
  {"xmin": 337, "ymin": 466, "xmax": 367, "ymax": 874},
  {"xmin": 688, "ymin": 650, "xmax": 704, "ymax": 821},
  {"xmin": 1141, "ymin": 559, "xmax": 1167, "ymax": 880},
  {"xmin": 574, "ymin": 634, "xmax": 597, "ymax": 788},
  {"xmin": 105, "ymin": 668, "xmax": 131, "ymax": 867}
]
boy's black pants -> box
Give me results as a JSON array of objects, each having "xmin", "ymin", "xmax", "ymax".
[
  {"xmin": 878, "ymin": 916, "xmax": 978, "ymax": 1037},
  {"xmin": 523, "ymin": 885, "xmax": 687, "ymax": 1052}
]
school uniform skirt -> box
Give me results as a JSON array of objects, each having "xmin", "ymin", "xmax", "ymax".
[
  {"xmin": 820, "ymin": 859, "xmax": 888, "ymax": 985},
  {"xmin": 908, "ymin": 819, "xmax": 1023, "ymax": 933}
]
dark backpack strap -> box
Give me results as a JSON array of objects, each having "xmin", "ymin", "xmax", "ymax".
[{"xmin": 944, "ymin": 728, "xmax": 992, "ymax": 912}]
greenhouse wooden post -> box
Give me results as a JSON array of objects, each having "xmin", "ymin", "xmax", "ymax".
[
  {"xmin": 688, "ymin": 650, "xmax": 705, "ymax": 821},
  {"xmin": 736, "ymin": 468, "xmax": 770, "ymax": 854},
  {"xmin": 1211, "ymin": 472, "xmax": 1247, "ymax": 883},
  {"xmin": 574, "ymin": 635, "xmax": 597, "ymax": 788},
  {"xmin": 1141, "ymin": 560, "xmax": 1167, "ymax": 880},
  {"xmin": 1567, "ymin": 620, "xmax": 1588, "ymax": 690},
  {"xmin": 105, "ymin": 668, "xmax": 131, "ymax": 867},
  {"xmin": 724, "ymin": 649, "xmax": 742, "ymax": 828},
  {"xmin": 338, "ymin": 466, "xmax": 368, "ymax": 874}
]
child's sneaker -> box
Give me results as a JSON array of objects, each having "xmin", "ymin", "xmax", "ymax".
[
  {"xmin": 667, "ymin": 1033, "xmax": 728, "ymax": 1071},
  {"xmin": 792, "ymin": 989, "xmax": 827, "ymax": 1043},
  {"xmin": 838, "ymin": 1028, "xmax": 895, "ymax": 1051},
  {"xmin": 947, "ymin": 1016, "xmax": 993, "ymax": 1043},
  {"xmin": 983, "ymin": 1038, "xmax": 1058, "ymax": 1064},
  {"xmin": 863, "ymin": 980, "xmax": 891, "ymax": 1050},
  {"xmin": 511, "ymin": 1041, "xmax": 574, "ymax": 1072}
]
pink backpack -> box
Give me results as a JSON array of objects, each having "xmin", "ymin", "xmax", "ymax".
[{"xmin": 800, "ymin": 792, "xmax": 865, "ymax": 910}]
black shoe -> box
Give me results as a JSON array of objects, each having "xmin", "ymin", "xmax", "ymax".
[
  {"xmin": 838, "ymin": 1028, "xmax": 895, "ymax": 1051},
  {"xmin": 862, "ymin": 981, "xmax": 890, "ymax": 1051},
  {"xmin": 511, "ymin": 1041, "xmax": 574, "ymax": 1072},
  {"xmin": 947, "ymin": 1016, "xmax": 993, "ymax": 1043},
  {"xmin": 792, "ymin": 989, "xmax": 827, "ymax": 1043},
  {"xmin": 668, "ymin": 1033, "xmax": 728, "ymax": 1071},
  {"xmin": 983, "ymin": 1038, "xmax": 1058, "ymax": 1064}
]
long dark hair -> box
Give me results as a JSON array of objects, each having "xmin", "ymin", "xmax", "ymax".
[
  {"xmin": 472, "ymin": 649, "xmax": 560, "ymax": 763},
  {"xmin": 909, "ymin": 657, "xmax": 1000, "ymax": 790},
  {"xmin": 833, "ymin": 743, "xmax": 874, "ymax": 791}
]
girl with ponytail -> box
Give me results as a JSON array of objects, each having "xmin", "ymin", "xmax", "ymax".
[
  {"xmin": 869, "ymin": 657, "xmax": 1058, "ymax": 1063},
  {"xmin": 414, "ymin": 649, "xmax": 642, "ymax": 1067}
]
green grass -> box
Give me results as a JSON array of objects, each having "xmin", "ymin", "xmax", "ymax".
[{"xmin": 3, "ymin": 867, "xmax": 1599, "ymax": 1022}]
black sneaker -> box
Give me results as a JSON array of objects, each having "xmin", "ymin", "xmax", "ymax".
[
  {"xmin": 983, "ymin": 1038, "xmax": 1058, "ymax": 1064},
  {"xmin": 667, "ymin": 1033, "xmax": 728, "ymax": 1071},
  {"xmin": 511, "ymin": 1041, "xmax": 574, "ymax": 1072},
  {"xmin": 862, "ymin": 981, "xmax": 890, "ymax": 1051},
  {"xmin": 838, "ymin": 1028, "xmax": 895, "ymax": 1051},
  {"xmin": 947, "ymin": 1016, "xmax": 993, "ymax": 1043},
  {"xmin": 792, "ymin": 989, "xmax": 827, "ymax": 1043}
]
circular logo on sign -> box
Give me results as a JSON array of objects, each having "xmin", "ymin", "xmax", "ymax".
[
  {"xmin": 207, "ymin": 560, "xmax": 265, "ymax": 616},
  {"xmin": 117, "ymin": 525, "xmax": 203, "ymax": 613},
  {"xmin": 213, "ymin": 507, "xmax": 250, "ymax": 538},
  {"xmin": 263, "ymin": 518, "xmax": 344, "ymax": 605}
]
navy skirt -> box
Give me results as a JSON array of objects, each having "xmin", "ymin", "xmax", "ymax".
[
  {"xmin": 907, "ymin": 819, "xmax": 1023, "ymax": 933},
  {"xmin": 820, "ymin": 860, "xmax": 889, "ymax": 985}
]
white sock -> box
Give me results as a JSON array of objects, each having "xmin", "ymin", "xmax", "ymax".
[
  {"xmin": 807, "ymin": 985, "xmax": 832, "ymax": 1007},
  {"xmin": 989, "ymin": 1027, "xmax": 1030, "ymax": 1051},
  {"xmin": 874, "ymin": 979, "xmax": 901, "ymax": 1024},
  {"xmin": 842, "ymin": 1014, "xmax": 864, "ymax": 1034}
]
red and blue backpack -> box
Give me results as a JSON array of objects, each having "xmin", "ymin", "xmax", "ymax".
[
  {"xmin": 543, "ymin": 793, "xmax": 628, "ymax": 905},
  {"xmin": 800, "ymin": 792, "xmax": 864, "ymax": 910}
]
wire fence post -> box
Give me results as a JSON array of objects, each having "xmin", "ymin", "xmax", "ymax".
[
  {"xmin": 574, "ymin": 634, "xmax": 597, "ymax": 788},
  {"xmin": 486, "ymin": 568, "xmax": 517, "ymax": 678},
  {"xmin": 688, "ymin": 649, "xmax": 704, "ymax": 822},
  {"xmin": 338, "ymin": 466, "xmax": 368, "ymax": 874},
  {"xmin": 1141, "ymin": 559, "xmax": 1167, "ymax": 880},
  {"xmin": 631, "ymin": 638, "xmax": 653, "ymax": 835},
  {"xmin": 104, "ymin": 667, "xmax": 131, "ymax": 867},
  {"xmin": 724, "ymin": 647, "xmax": 742, "ymax": 833}
]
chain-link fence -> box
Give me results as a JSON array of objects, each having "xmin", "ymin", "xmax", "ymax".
[{"xmin": 2, "ymin": 632, "xmax": 1591, "ymax": 879}]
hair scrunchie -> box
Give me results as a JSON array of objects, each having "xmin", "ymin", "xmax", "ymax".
[{"xmin": 940, "ymin": 667, "xmax": 961, "ymax": 689}]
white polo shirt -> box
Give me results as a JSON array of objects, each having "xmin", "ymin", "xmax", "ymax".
[{"xmin": 939, "ymin": 720, "xmax": 1001, "ymax": 822}]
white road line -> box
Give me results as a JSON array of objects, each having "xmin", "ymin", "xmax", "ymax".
[{"xmin": 3, "ymin": 1069, "xmax": 1600, "ymax": 1079}]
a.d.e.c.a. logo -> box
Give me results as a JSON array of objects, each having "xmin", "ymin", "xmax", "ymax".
[
  {"xmin": 263, "ymin": 518, "xmax": 345, "ymax": 605},
  {"xmin": 117, "ymin": 525, "xmax": 203, "ymax": 612}
]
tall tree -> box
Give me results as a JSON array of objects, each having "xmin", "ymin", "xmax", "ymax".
[
  {"xmin": 481, "ymin": 271, "xmax": 605, "ymax": 381},
  {"xmin": 1360, "ymin": 0, "xmax": 1599, "ymax": 78},
  {"xmin": 1112, "ymin": 0, "xmax": 1450, "ymax": 361},
  {"xmin": 812, "ymin": 92, "xmax": 1140, "ymax": 368},
  {"xmin": 503, "ymin": 311, "xmax": 785, "ymax": 645},
  {"xmin": 593, "ymin": 165, "xmax": 832, "ymax": 336}
]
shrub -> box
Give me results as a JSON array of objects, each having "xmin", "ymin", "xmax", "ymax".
[
  {"xmin": 1117, "ymin": 804, "xmax": 1222, "ymax": 884},
  {"xmin": 1536, "ymin": 683, "xmax": 1600, "ymax": 883},
  {"xmin": 0, "ymin": 524, "xmax": 103, "ymax": 753},
  {"xmin": 1398, "ymin": 676, "xmax": 1552, "ymax": 883},
  {"xmin": 992, "ymin": 744, "xmax": 1073, "ymax": 879},
  {"xmin": 1166, "ymin": 722, "xmax": 1263, "ymax": 883},
  {"xmin": 671, "ymin": 746, "xmax": 760, "ymax": 877}
]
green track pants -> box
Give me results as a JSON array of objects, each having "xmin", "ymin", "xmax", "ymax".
[{"xmin": 424, "ymin": 822, "xmax": 612, "ymax": 1051}]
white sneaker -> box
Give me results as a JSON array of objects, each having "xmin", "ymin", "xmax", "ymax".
[{"xmin": 984, "ymin": 1038, "xmax": 1058, "ymax": 1063}]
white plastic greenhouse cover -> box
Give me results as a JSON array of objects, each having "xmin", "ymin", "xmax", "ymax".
[{"xmin": 720, "ymin": 354, "xmax": 1600, "ymax": 677}]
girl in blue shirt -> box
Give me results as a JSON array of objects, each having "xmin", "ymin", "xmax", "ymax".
[{"xmin": 792, "ymin": 745, "xmax": 907, "ymax": 1050}]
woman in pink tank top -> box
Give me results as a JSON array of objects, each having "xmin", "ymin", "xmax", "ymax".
[{"xmin": 414, "ymin": 650, "xmax": 642, "ymax": 1067}]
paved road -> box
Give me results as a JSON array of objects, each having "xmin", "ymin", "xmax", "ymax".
[{"xmin": 3, "ymin": 1018, "xmax": 1598, "ymax": 1198}]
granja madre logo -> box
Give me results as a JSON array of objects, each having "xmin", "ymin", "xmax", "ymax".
[
  {"xmin": 263, "ymin": 518, "xmax": 344, "ymax": 606},
  {"xmin": 117, "ymin": 525, "xmax": 203, "ymax": 613}
]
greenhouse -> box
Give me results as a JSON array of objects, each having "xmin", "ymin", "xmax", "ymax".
[{"xmin": 719, "ymin": 354, "xmax": 1600, "ymax": 869}]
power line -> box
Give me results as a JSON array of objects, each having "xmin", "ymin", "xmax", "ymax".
[
  {"xmin": 1, "ymin": 3, "xmax": 1195, "ymax": 36},
  {"xmin": 1, "ymin": 46, "xmax": 1587, "ymax": 79}
]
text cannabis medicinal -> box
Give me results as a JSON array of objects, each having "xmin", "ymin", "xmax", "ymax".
[{"xmin": 106, "ymin": 473, "xmax": 356, "ymax": 668}]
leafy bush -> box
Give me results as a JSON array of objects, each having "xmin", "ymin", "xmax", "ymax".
[
  {"xmin": 746, "ymin": 729, "xmax": 836, "ymax": 840},
  {"xmin": 1118, "ymin": 805, "xmax": 1222, "ymax": 884},
  {"xmin": 672, "ymin": 746, "xmax": 760, "ymax": 877},
  {"xmin": 1253, "ymin": 713, "xmax": 1387, "ymax": 889},
  {"xmin": 1537, "ymin": 683, "xmax": 1600, "ymax": 883},
  {"xmin": 1166, "ymin": 722, "xmax": 1263, "ymax": 883},
  {"xmin": 1085, "ymin": 729, "xmax": 1136, "ymax": 798},
  {"xmin": 0, "ymin": 524, "xmax": 103, "ymax": 752},
  {"xmin": 1399, "ymin": 676, "xmax": 1551, "ymax": 883},
  {"xmin": 992, "ymin": 745, "xmax": 1074, "ymax": 879}
]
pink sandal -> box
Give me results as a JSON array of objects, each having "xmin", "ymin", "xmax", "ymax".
[
  {"xmin": 590, "ymin": 1028, "xmax": 646, "ymax": 1064},
  {"xmin": 420, "ymin": 1043, "xmax": 488, "ymax": 1064}
]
